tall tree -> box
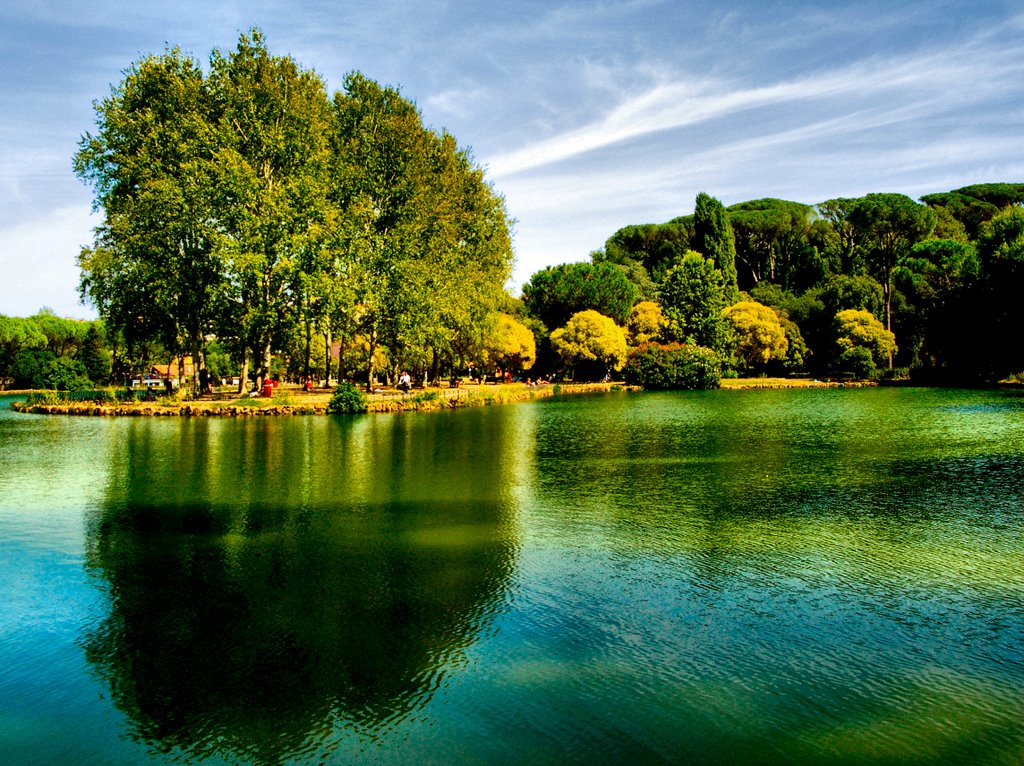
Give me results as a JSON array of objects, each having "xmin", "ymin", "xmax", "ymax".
[
  {"xmin": 209, "ymin": 30, "xmax": 333, "ymax": 391},
  {"xmin": 329, "ymin": 73, "xmax": 512, "ymax": 389},
  {"xmin": 727, "ymin": 198, "xmax": 822, "ymax": 291},
  {"xmin": 521, "ymin": 261, "xmax": 636, "ymax": 330},
  {"xmin": 75, "ymin": 49, "xmax": 223, "ymax": 387},
  {"xmin": 603, "ymin": 222, "xmax": 692, "ymax": 283},
  {"xmin": 847, "ymin": 193, "xmax": 935, "ymax": 365},
  {"xmin": 692, "ymin": 192, "xmax": 739, "ymax": 302}
]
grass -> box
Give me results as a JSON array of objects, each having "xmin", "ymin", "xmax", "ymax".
[{"xmin": 14, "ymin": 377, "xmax": 874, "ymax": 417}]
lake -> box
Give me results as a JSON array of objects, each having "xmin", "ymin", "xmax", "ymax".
[{"xmin": 1, "ymin": 387, "xmax": 1022, "ymax": 765}]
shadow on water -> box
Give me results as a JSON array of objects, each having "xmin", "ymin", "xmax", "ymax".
[{"xmin": 78, "ymin": 411, "xmax": 524, "ymax": 764}]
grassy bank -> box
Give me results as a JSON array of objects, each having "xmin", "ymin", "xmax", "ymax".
[
  {"xmin": 720, "ymin": 377, "xmax": 878, "ymax": 389},
  {"xmin": 9, "ymin": 377, "xmax": 886, "ymax": 417},
  {"xmin": 10, "ymin": 382, "xmax": 637, "ymax": 417}
]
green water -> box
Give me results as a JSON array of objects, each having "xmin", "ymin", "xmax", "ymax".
[{"xmin": 0, "ymin": 388, "xmax": 1021, "ymax": 764}]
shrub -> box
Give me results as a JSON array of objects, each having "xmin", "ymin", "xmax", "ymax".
[
  {"xmin": 327, "ymin": 382, "xmax": 368, "ymax": 414},
  {"xmin": 837, "ymin": 346, "xmax": 876, "ymax": 379},
  {"xmin": 622, "ymin": 342, "xmax": 722, "ymax": 390}
]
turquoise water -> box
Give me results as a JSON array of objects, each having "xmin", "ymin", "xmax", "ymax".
[{"xmin": 0, "ymin": 388, "xmax": 1022, "ymax": 764}]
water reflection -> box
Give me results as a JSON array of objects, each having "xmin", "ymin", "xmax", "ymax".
[{"xmin": 81, "ymin": 411, "xmax": 524, "ymax": 764}]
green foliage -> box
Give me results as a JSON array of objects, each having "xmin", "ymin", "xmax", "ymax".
[
  {"xmin": 522, "ymin": 261, "xmax": 637, "ymax": 329},
  {"xmin": 603, "ymin": 222, "xmax": 693, "ymax": 283},
  {"xmin": 693, "ymin": 193, "xmax": 739, "ymax": 302},
  {"xmin": 550, "ymin": 310, "xmax": 628, "ymax": 380},
  {"xmin": 952, "ymin": 183, "xmax": 1024, "ymax": 209},
  {"xmin": 75, "ymin": 47, "xmax": 224, "ymax": 375},
  {"xmin": 727, "ymin": 198, "xmax": 821, "ymax": 292},
  {"xmin": 582, "ymin": 181, "xmax": 1021, "ymax": 382},
  {"xmin": 76, "ymin": 324, "xmax": 111, "ymax": 385},
  {"xmin": 977, "ymin": 206, "xmax": 1024, "ymax": 263},
  {"xmin": 820, "ymin": 274, "xmax": 885, "ymax": 318},
  {"xmin": 920, "ymin": 191, "xmax": 999, "ymax": 240},
  {"xmin": 622, "ymin": 342, "xmax": 722, "ymax": 390},
  {"xmin": 12, "ymin": 349, "xmax": 92, "ymax": 391},
  {"xmin": 837, "ymin": 346, "xmax": 876, "ymax": 379},
  {"xmin": 25, "ymin": 388, "xmax": 145, "ymax": 405},
  {"xmin": 952, "ymin": 207, "xmax": 1024, "ymax": 381},
  {"xmin": 658, "ymin": 252, "xmax": 731, "ymax": 354},
  {"xmin": 326, "ymin": 382, "xmax": 368, "ymax": 414},
  {"xmin": 75, "ymin": 30, "xmax": 513, "ymax": 394}
]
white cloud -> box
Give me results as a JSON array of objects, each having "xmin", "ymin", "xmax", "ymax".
[
  {"xmin": 0, "ymin": 206, "xmax": 98, "ymax": 319},
  {"xmin": 485, "ymin": 29, "xmax": 1024, "ymax": 179}
]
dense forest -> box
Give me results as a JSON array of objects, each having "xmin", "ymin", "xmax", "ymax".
[
  {"xmin": 567, "ymin": 183, "xmax": 1024, "ymax": 386},
  {"xmin": 2, "ymin": 31, "xmax": 1022, "ymax": 392}
]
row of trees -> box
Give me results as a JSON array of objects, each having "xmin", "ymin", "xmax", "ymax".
[
  {"xmin": 74, "ymin": 31, "xmax": 515, "ymax": 392},
  {"xmin": 0, "ymin": 311, "xmax": 110, "ymax": 390},
  {"xmin": 513, "ymin": 184, "xmax": 1024, "ymax": 385}
]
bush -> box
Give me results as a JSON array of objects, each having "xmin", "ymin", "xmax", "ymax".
[
  {"xmin": 327, "ymin": 382, "xmax": 368, "ymax": 414},
  {"xmin": 622, "ymin": 342, "xmax": 722, "ymax": 390},
  {"xmin": 838, "ymin": 346, "xmax": 876, "ymax": 379}
]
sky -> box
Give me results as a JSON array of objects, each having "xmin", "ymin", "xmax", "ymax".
[{"xmin": 1, "ymin": 0, "xmax": 1022, "ymax": 318}]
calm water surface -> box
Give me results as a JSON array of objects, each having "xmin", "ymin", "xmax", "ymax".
[{"xmin": 0, "ymin": 388, "xmax": 1022, "ymax": 764}]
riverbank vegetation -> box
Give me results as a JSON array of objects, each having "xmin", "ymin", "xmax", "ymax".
[
  {"xmin": 583, "ymin": 186, "xmax": 1024, "ymax": 387},
  {"xmin": 7, "ymin": 182, "xmax": 1021, "ymax": 397},
  {"xmin": 2, "ymin": 28, "xmax": 1021, "ymax": 398},
  {"xmin": 10, "ymin": 381, "xmax": 637, "ymax": 417}
]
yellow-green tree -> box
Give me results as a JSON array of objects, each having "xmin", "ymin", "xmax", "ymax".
[
  {"xmin": 483, "ymin": 313, "xmax": 536, "ymax": 373},
  {"xmin": 550, "ymin": 310, "xmax": 627, "ymax": 380},
  {"xmin": 834, "ymin": 309, "xmax": 896, "ymax": 375},
  {"xmin": 721, "ymin": 301, "xmax": 788, "ymax": 371},
  {"xmin": 625, "ymin": 301, "xmax": 666, "ymax": 347}
]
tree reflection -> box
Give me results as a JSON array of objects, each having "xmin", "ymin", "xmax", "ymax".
[
  {"xmin": 81, "ymin": 414, "xmax": 522, "ymax": 764},
  {"xmin": 84, "ymin": 499, "xmax": 513, "ymax": 763}
]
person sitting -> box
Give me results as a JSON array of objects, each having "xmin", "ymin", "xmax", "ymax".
[{"xmin": 398, "ymin": 370, "xmax": 412, "ymax": 393}]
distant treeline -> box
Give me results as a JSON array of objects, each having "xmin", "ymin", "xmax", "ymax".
[
  {"xmin": 513, "ymin": 183, "xmax": 1024, "ymax": 386},
  {"xmin": 0, "ymin": 311, "xmax": 109, "ymax": 390}
]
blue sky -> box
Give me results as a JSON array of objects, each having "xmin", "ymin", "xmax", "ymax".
[{"xmin": 1, "ymin": 0, "xmax": 1022, "ymax": 318}]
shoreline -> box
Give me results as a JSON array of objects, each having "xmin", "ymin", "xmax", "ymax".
[
  {"xmin": 6, "ymin": 376, "xmax": 953, "ymax": 417},
  {"xmin": 8, "ymin": 382, "xmax": 642, "ymax": 417}
]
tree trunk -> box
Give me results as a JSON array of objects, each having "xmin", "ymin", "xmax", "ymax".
[
  {"xmin": 365, "ymin": 329, "xmax": 377, "ymax": 393},
  {"xmin": 239, "ymin": 347, "xmax": 249, "ymax": 394},
  {"xmin": 431, "ymin": 348, "xmax": 441, "ymax": 387},
  {"xmin": 303, "ymin": 320, "xmax": 312, "ymax": 384},
  {"xmin": 324, "ymin": 329, "xmax": 332, "ymax": 387},
  {"xmin": 260, "ymin": 337, "xmax": 272, "ymax": 387},
  {"xmin": 884, "ymin": 275, "xmax": 894, "ymax": 369}
]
